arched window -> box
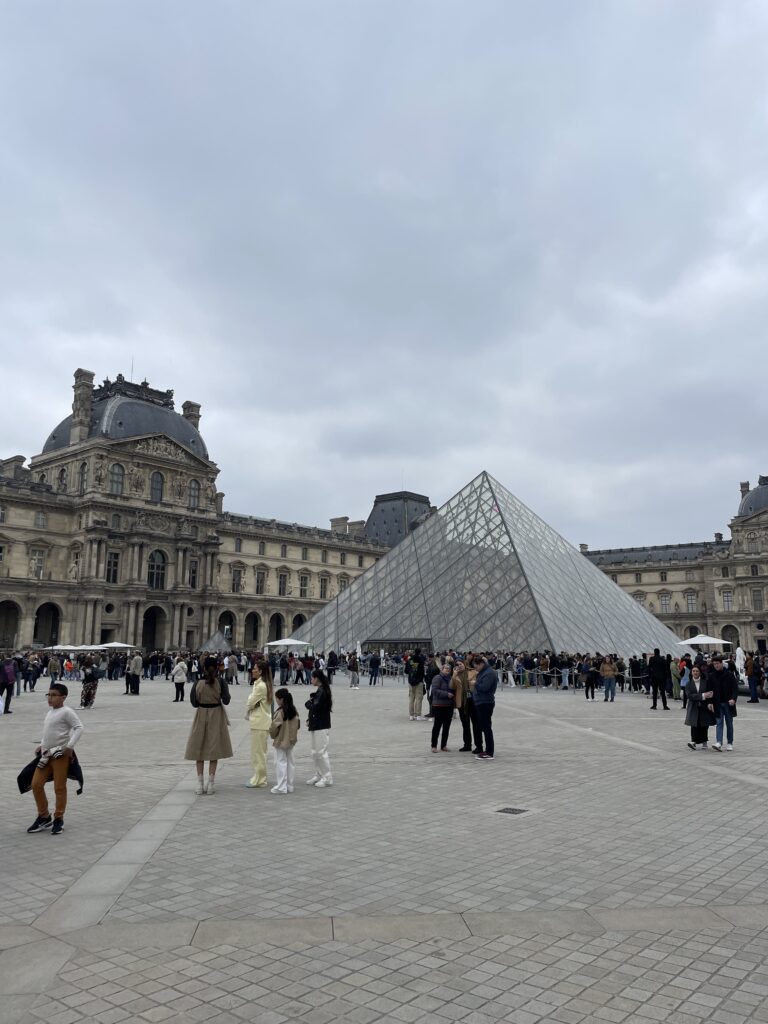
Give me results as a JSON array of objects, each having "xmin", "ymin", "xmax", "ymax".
[
  {"xmin": 38, "ymin": 473, "xmax": 46, "ymax": 484},
  {"xmin": 188, "ymin": 479, "xmax": 200, "ymax": 510},
  {"xmin": 111, "ymin": 514, "xmax": 121, "ymax": 530},
  {"xmin": 235, "ymin": 537, "xmax": 242, "ymax": 553},
  {"xmin": 147, "ymin": 550, "xmax": 167, "ymax": 590},
  {"xmin": 280, "ymin": 543, "xmax": 287, "ymax": 558},
  {"xmin": 78, "ymin": 462, "xmax": 88, "ymax": 495},
  {"xmin": 258, "ymin": 541, "xmax": 266, "ymax": 556},
  {"xmin": 109, "ymin": 464, "xmax": 124, "ymax": 496},
  {"xmin": 150, "ymin": 472, "xmax": 164, "ymax": 503},
  {"xmin": 751, "ymin": 564, "xmax": 760, "ymax": 577},
  {"xmin": 57, "ymin": 467, "xmax": 67, "ymax": 493}
]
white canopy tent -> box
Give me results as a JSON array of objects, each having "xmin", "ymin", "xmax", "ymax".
[
  {"xmin": 265, "ymin": 638, "xmax": 311, "ymax": 648},
  {"xmin": 677, "ymin": 634, "xmax": 732, "ymax": 646}
]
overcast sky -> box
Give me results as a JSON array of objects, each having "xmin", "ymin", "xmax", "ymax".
[{"xmin": 1, "ymin": 1, "xmax": 767, "ymax": 549}]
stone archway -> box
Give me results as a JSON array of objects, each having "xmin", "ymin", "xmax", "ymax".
[
  {"xmin": 218, "ymin": 610, "xmax": 236, "ymax": 642},
  {"xmin": 268, "ymin": 613, "xmax": 284, "ymax": 643},
  {"xmin": 142, "ymin": 606, "xmax": 168, "ymax": 651},
  {"xmin": 685, "ymin": 625, "xmax": 701, "ymax": 639},
  {"xmin": 722, "ymin": 625, "xmax": 740, "ymax": 649},
  {"xmin": 0, "ymin": 600, "xmax": 21, "ymax": 647},
  {"xmin": 34, "ymin": 602, "xmax": 61, "ymax": 646},
  {"xmin": 292, "ymin": 614, "xmax": 307, "ymax": 633},
  {"xmin": 244, "ymin": 612, "xmax": 260, "ymax": 648}
]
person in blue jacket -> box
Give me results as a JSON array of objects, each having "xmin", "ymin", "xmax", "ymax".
[{"xmin": 472, "ymin": 656, "xmax": 497, "ymax": 760}]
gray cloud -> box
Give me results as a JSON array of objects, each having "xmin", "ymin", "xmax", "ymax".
[{"xmin": 2, "ymin": 0, "xmax": 768, "ymax": 549}]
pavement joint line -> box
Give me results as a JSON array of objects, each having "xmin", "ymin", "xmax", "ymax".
[{"xmin": 503, "ymin": 702, "xmax": 768, "ymax": 789}]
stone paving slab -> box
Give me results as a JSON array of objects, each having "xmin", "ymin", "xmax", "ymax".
[{"xmin": 4, "ymin": 675, "xmax": 768, "ymax": 1021}]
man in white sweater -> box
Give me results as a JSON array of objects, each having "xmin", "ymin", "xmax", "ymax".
[{"xmin": 27, "ymin": 682, "xmax": 83, "ymax": 835}]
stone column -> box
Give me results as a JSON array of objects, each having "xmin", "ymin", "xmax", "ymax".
[
  {"xmin": 83, "ymin": 600, "xmax": 94, "ymax": 643},
  {"xmin": 91, "ymin": 599, "xmax": 103, "ymax": 645}
]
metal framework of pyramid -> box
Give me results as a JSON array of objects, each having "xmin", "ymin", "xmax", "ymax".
[{"xmin": 295, "ymin": 471, "xmax": 686, "ymax": 657}]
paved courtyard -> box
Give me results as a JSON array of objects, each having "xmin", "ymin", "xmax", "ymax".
[{"xmin": 3, "ymin": 674, "xmax": 768, "ymax": 1024}]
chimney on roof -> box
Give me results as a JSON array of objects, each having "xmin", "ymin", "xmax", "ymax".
[
  {"xmin": 70, "ymin": 368, "xmax": 95, "ymax": 445},
  {"xmin": 740, "ymin": 481, "xmax": 750, "ymax": 498},
  {"xmin": 579, "ymin": 543, "xmax": 589, "ymax": 553},
  {"xmin": 715, "ymin": 532, "xmax": 723, "ymax": 543},
  {"xmin": 330, "ymin": 516, "xmax": 349, "ymax": 534},
  {"xmin": 182, "ymin": 400, "xmax": 201, "ymax": 430},
  {"xmin": 1, "ymin": 455, "xmax": 26, "ymax": 478}
]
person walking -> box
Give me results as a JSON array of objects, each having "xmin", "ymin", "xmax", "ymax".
[
  {"xmin": 600, "ymin": 655, "xmax": 618, "ymax": 703},
  {"xmin": 684, "ymin": 665, "xmax": 714, "ymax": 750},
  {"xmin": 79, "ymin": 657, "xmax": 99, "ymax": 709},
  {"xmin": 473, "ymin": 655, "xmax": 497, "ymax": 760},
  {"xmin": 246, "ymin": 661, "xmax": 272, "ymax": 787},
  {"xmin": 172, "ymin": 656, "xmax": 188, "ymax": 702},
  {"xmin": 648, "ymin": 649, "xmax": 670, "ymax": 710},
  {"xmin": 581, "ymin": 656, "xmax": 595, "ymax": 701},
  {"xmin": 368, "ymin": 652, "xmax": 381, "ymax": 686},
  {"xmin": 305, "ymin": 669, "xmax": 333, "ymax": 788},
  {"xmin": 0, "ymin": 654, "xmax": 17, "ymax": 714},
  {"xmin": 747, "ymin": 654, "xmax": 763, "ymax": 703},
  {"xmin": 27, "ymin": 682, "xmax": 83, "ymax": 835},
  {"xmin": 128, "ymin": 650, "xmax": 143, "ymax": 695},
  {"xmin": 709, "ymin": 654, "xmax": 738, "ymax": 751},
  {"xmin": 270, "ymin": 688, "xmax": 300, "ymax": 794},
  {"xmin": 407, "ymin": 649, "xmax": 425, "ymax": 719},
  {"xmin": 429, "ymin": 661, "xmax": 455, "ymax": 752},
  {"xmin": 348, "ymin": 652, "xmax": 360, "ymax": 689},
  {"xmin": 185, "ymin": 657, "xmax": 233, "ymax": 794}
]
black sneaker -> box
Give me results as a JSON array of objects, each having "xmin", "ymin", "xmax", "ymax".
[
  {"xmin": 27, "ymin": 815, "xmax": 52, "ymax": 833},
  {"xmin": 51, "ymin": 818, "xmax": 64, "ymax": 835}
]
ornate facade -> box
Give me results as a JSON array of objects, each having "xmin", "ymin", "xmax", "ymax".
[
  {"xmin": 584, "ymin": 478, "xmax": 768, "ymax": 654},
  {"xmin": 0, "ymin": 369, "xmax": 387, "ymax": 650}
]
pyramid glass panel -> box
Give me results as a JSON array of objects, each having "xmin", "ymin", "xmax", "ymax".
[{"xmin": 294, "ymin": 471, "xmax": 686, "ymax": 656}]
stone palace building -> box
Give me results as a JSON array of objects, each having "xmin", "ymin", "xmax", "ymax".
[
  {"xmin": 0, "ymin": 369, "xmax": 394, "ymax": 651},
  {"xmin": 583, "ymin": 479, "xmax": 768, "ymax": 654}
]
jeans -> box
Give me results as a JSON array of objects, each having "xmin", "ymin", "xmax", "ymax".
[
  {"xmin": 408, "ymin": 685, "xmax": 423, "ymax": 717},
  {"xmin": 603, "ymin": 678, "xmax": 616, "ymax": 701},
  {"xmin": 475, "ymin": 703, "xmax": 494, "ymax": 757},
  {"xmin": 748, "ymin": 678, "xmax": 760, "ymax": 701},
  {"xmin": 560, "ymin": 668, "xmax": 569, "ymax": 689},
  {"xmin": 716, "ymin": 704, "xmax": 735, "ymax": 745},
  {"xmin": 369, "ymin": 667, "xmax": 379, "ymax": 685},
  {"xmin": 431, "ymin": 706, "xmax": 453, "ymax": 749}
]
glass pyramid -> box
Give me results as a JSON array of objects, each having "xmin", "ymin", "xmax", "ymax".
[{"xmin": 295, "ymin": 471, "xmax": 686, "ymax": 656}]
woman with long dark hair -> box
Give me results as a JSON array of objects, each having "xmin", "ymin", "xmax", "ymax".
[
  {"xmin": 185, "ymin": 656, "xmax": 233, "ymax": 794},
  {"xmin": 270, "ymin": 687, "xmax": 300, "ymax": 794},
  {"xmin": 305, "ymin": 669, "xmax": 333, "ymax": 788}
]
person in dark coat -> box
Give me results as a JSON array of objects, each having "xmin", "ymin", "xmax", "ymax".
[
  {"xmin": 648, "ymin": 649, "xmax": 670, "ymax": 710},
  {"xmin": 684, "ymin": 665, "xmax": 715, "ymax": 749},
  {"xmin": 709, "ymin": 654, "xmax": 738, "ymax": 751}
]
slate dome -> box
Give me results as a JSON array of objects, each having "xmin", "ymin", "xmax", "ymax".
[
  {"xmin": 42, "ymin": 378, "xmax": 208, "ymax": 459},
  {"xmin": 738, "ymin": 476, "xmax": 768, "ymax": 517}
]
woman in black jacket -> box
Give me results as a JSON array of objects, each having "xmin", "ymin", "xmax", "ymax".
[{"xmin": 305, "ymin": 669, "xmax": 333, "ymax": 788}]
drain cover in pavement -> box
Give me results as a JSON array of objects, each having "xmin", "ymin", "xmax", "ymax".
[{"xmin": 497, "ymin": 807, "xmax": 527, "ymax": 815}]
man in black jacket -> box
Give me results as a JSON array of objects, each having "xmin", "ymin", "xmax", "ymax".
[
  {"xmin": 708, "ymin": 654, "xmax": 738, "ymax": 751},
  {"xmin": 648, "ymin": 649, "xmax": 670, "ymax": 710}
]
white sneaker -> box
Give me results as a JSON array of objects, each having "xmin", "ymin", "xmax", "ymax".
[
  {"xmin": 287, "ymin": 786, "xmax": 294, "ymax": 793},
  {"xmin": 205, "ymin": 778, "xmax": 215, "ymax": 794},
  {"xmin": 195, "ymin": 778, "xmax": 204, "ymax": 795},
  {"xmin": 306, "ymin": 776, "xmax": 320, "ymax": 785},
  {"xmin": 314, "ymin": 778, "xmax": 332, "ymax": 788},
  {"xmin": 711, "ymin": 743, "xmax": 722, "ymax": 751},
  {"xmin": 409, "ymin": 715, "xmax": 415, "ymax": 721},
  {"xmin": 270, "ymin": 786, "xmax": 286, "ymax": 794},
  {"xmin": 726, "ymin": 744, "xmax": 733, "ymax": 751}
]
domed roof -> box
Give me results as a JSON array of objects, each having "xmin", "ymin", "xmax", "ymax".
[
  {"xmin": 738, "ymin": 476, "xmax": 768, "ymax": 517},
  {"xmin": 43, "ymin": 391, "xmax": 208, "ymax": 459}
]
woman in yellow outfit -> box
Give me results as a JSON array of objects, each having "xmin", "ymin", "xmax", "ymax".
[{"xmin": 246, "ymin": 661, "xmax": 273, "ymax": 787}]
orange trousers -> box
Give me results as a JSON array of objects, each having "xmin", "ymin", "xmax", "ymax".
[{"xmin": 31, "ymin": 754, "xmax": 71, "ymax": 819}]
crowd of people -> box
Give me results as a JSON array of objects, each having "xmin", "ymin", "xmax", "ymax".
[{"xmin": 10, "ymin": 639, "xmax": 766, "ymax": 835}]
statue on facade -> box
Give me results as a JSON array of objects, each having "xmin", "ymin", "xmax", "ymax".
[
  {"xmin": 93, "ymin": 459, "xmax": 105, "ymax": 487},
  {"xmin": 129, "ymin": 467, "xmax": 145, "ymax": 493},
  {"xmin": 68, "ymin": 560, "xmax": 79, "ymax": 581}
]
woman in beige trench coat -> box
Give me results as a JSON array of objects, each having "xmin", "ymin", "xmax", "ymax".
[{"xmin": 185, "ymin": 657, "xmax": 233, "ymax": 795}]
